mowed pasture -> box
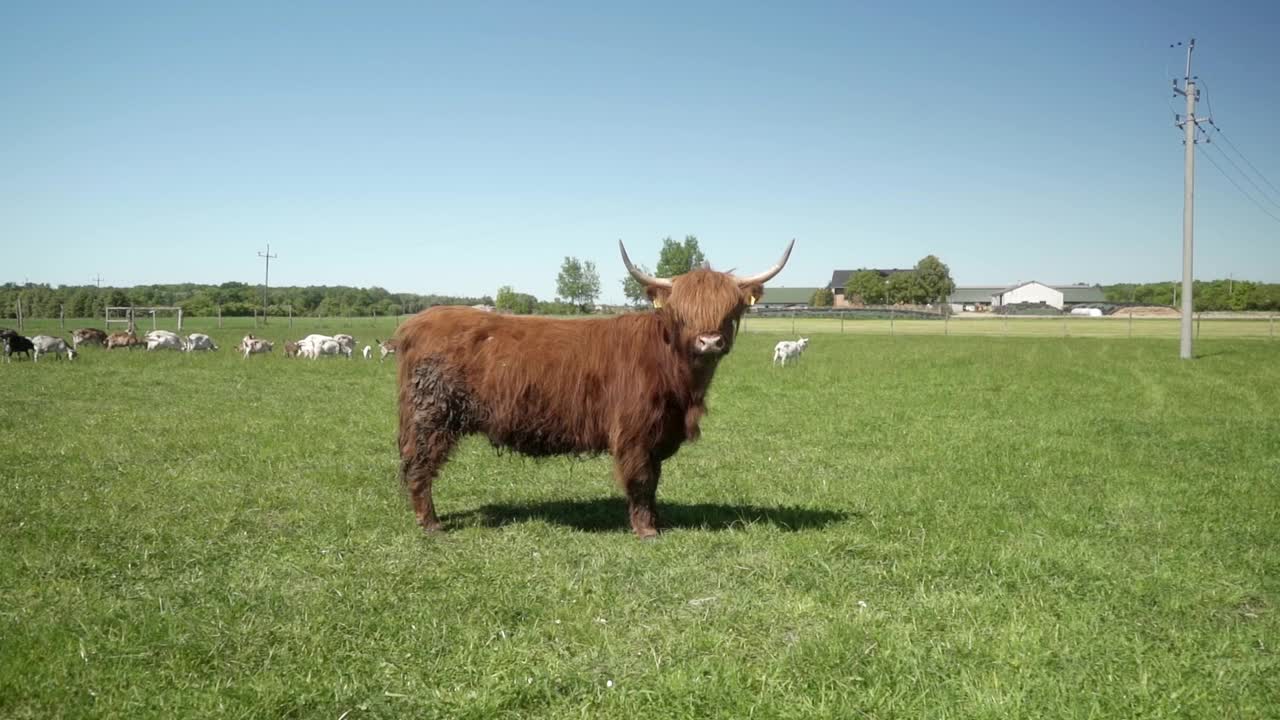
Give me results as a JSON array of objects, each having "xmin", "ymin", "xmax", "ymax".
[{"xmin": 2, "ymin": 318, "xmax": 1278, "ymax": 718}]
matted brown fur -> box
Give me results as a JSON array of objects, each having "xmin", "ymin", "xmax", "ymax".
[{"xmin": 395, "ymin": 267, "xmax": 768, "ymax": 539}]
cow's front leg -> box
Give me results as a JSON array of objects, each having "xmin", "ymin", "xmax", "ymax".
[{"xmin": 615, "ymin": 452, "xmax": 661, "ymax": 539}]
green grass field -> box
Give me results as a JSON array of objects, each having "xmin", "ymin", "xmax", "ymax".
[{"xmin": 2, "ymin": 318, "xmax": 1278, "ymax": 718}]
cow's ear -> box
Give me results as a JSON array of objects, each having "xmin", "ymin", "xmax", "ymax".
[
  {"xmin": 646, "ymin": 285, "xmax": 671, "ymax": 309},
  {"xmin": 742, "ymin": 283, "xmax": 764, "ymax": 307}
]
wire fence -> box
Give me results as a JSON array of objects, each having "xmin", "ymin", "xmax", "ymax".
[
  {"xmin": 6, "ymin": 310, "xmax": 1277, "ymax": 341},
  {"xmin": 740, "ymin": 310, "xmax": 1278, "ymax": 340}
]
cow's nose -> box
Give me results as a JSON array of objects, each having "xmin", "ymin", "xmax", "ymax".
[{"xmin": 695, "ymin": 333, "xmax": 725, "ymax": 355}]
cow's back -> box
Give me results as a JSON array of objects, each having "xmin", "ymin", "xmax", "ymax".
[{"xmin": 397, "ymin": 307, "xmax": 681, "ymax": 456}]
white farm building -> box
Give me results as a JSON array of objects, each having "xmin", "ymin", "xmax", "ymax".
[
  {"xmin": 993, "ymin": 281, "xmax": 1063, "ymax": 309},
  {"xmin": 948, "ymin": 283, "xmax": 1105, "ymax": 313}
]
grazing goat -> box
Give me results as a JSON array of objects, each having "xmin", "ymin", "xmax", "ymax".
[
  {"xmin": 242, "ymin": 338, "xmax": 274, "ymax": 358},
  {"xmin": 106, "ymin": 330, "xmax": 143, "ymax": 350},
  {"xmin": 184, "ymin": 333, "xmax": 218, "ymax": 352},
  {"xmin": 772, "ymin": 337, "xmax": 809, "ymax": 366},
  {"xmin": 3, "ymin": 333, "xmax": 35, "ymax": 362},
  {"xmin": 72, "ymin": 328, "xmax": 108, "ymax": 349},
  {"xmin": 31, "ymin": 335, "xmax": 77, "ymax": 361},
  {"xmin": 376, "ymin": 338, "xmax": 397, "ymax": 361},
  {"xmin": 146, "ymin": 330, "xmax": 184, "ymax": 352}
]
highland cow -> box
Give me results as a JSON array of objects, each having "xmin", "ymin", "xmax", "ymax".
[{"xmin": 395, "ymin": 239, "xmax": 794, "ymax": 539}]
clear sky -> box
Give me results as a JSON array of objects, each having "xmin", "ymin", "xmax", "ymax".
[{"xmin": 3, "ymin": 1, "xmax": 1278, "ymax": 302}]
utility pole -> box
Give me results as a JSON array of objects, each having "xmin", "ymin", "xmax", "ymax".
[
  {"xmin": 1172, "ymin": 38, "xmax": 1203, "ymax": 360},
  {"xmin": 257, "ymin": 244, "xmax": 277, "ymax": 325},
  {"xmin": 92, "ymin": 273, "xmax": 103, "ymax": 288}
]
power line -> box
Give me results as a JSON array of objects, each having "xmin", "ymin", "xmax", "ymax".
[
  {"xmin": 1199, "ymin": 126, "xmax": 1280, "ymax": 210},
  {"xmin": 1205, "ymin": 121, "xmax": 1280, "ymax": 205},
  {"xmin": 1200, "ymin": 140, "xmax": 1280, "ymax": 225}
]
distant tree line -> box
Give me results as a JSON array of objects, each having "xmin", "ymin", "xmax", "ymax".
[
  {"xmin": 1103, "ymin": 280, "xmax": 1280, "ymax": 311},
  {"xmin": 0, "ymin": 282, "xmax": 492, "ymax": 320}
]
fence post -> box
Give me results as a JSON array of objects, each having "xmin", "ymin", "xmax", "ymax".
[
  {"xmin": 1271, "ymin": 313, "xmax": 1275, "ymax": 339},
  {"xmin": 289, "ymin": 305, "xmax": 293, "ymax": 329},
  {"xmin": 890, "ymin": 309, "xmax": 895, "ymax": 337},
  {"xmin": 1128, "ymin": 310, "xmax": 1133, "ymax": 338},
  {"xmin": 944, "ymin": 313, "xmax": 949, "ymax": 337},
  {"xmin": 60, "ymin": 304, "xmax": 65, "ymax": 330},
  {"xmin": 218, "ymin": 305, "xmax": 223, "ymax": 329},
  {"xmin": 1196, "ymin": 312, "xmax": 1201, "ymax": 339},
  {"xmin": 15, "ymin": 297, "xmax": 23, "ymax": 332}
]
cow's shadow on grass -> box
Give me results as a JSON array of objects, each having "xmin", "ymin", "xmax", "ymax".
[{"xmin": 446, "ymin": 498, "xmax": 851, "ymax": 533}]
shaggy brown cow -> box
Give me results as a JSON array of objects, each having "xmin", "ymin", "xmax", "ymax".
[{"xmin": 395, "ymin": 240, "xmax": 794, "ymax": 539}]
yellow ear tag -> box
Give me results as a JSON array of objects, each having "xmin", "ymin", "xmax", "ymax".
[
  {"xmin": 653, "ymin": 298, "xmax": 663, "ymax": 309},
  {"xmin": 748, "ymin": 296, "xmax": 756, "ymax": 306}
]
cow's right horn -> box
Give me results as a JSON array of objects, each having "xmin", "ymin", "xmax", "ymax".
[
  {"xmin": 736, "ymin": 239, "xmax": 796, "ymax": 286},
  {"xmin": 619, "ymin": 240, "xmax": 673, "ymax": 288}
]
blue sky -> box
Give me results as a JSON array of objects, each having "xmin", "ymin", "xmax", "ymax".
[{"xmin": 3, "ymin": 1, "xmax": 1278, "ymax": 302}]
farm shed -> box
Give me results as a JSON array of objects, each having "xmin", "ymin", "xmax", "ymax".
[
  {"xmin": 947, "ymin": 286, "xmax": 1003, "ymax": 312},
  {"xmin": 754, "ymin": 287, "xmax": 821, "ymax": 309},
  {"xmin": 1058, "ymin": 284, "xmax": 1106, "ymax": 305}
]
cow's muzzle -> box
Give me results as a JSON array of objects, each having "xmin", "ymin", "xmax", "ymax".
[{"xmin": 694, "ymin": 333, "xmax": 726, "ymax": 356}]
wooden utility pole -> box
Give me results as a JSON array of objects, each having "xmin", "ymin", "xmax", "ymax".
[{"xmin": 258, "ymin": 244, "xmax": 277, "ymax": 325}]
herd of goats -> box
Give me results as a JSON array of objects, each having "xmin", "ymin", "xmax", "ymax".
[
  {"xmin": 0, "ymin": 326, "xmax": 397, "ymax": 363},
  {"xmin": 3, "ymin": 325, "xmax": 810, "ymax": 366}
]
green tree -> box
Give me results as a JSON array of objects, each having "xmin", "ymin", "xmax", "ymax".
[
  {"xmin": 846, "ymin": 269, "xmax": 887, "ymax": 305},
  {"xmin": 621, "ymin": 263, "xmax": 653, "ymax": 307},
  {"xmin": 496, "ymin": 285, "xmax": 537, "ymax": 315},
  {"xmin": 556, "ymin": 256, "xmax": 601, "ymax": 313},
  {"xmin": 913, "ymin": 255, "xmax": 955, "ymax": 304},
  {"xmin": 886, "ymin": 271, "xmax": 921, "ymax": 304},
  {"xmin": 810, "ymin": 288, "xmax": 834, "ymax": 307},
  {"xmin": 655, "ymin": 235, "xmax": 707, "ymax": 279}
]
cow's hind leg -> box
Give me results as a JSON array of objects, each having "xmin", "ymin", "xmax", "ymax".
[
  {"xmin": 400, "ymin": 429, "xmax": 457, "ymax": 533},
  {"xmin": 614, "ymin": 451, "xmax": 662, "ymax": 540}
]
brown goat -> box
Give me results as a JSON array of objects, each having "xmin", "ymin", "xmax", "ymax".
[
  {"xmin": 395, "ymin": 240, "xmax": 794, "ymax": 539},
  {"xmin": 105, "ymin": 330, "xmax": 142, "ymax": 350},
  {"xmin": 72, "ymin": 327, "xmax": 108, "ymax": 348}
]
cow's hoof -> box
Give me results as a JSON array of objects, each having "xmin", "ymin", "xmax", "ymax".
[{"xmin": 634, "ymin": 528, "xmax": 660, "ymax": 541}]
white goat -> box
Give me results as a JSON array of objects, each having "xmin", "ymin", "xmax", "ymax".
[
  {"xmin": 31, "ymin": 335, "xmax": 77, "ymax": 361},
  {"xmin": 772, "ymin": 337, "xmax": 810, "ymax": 366}
]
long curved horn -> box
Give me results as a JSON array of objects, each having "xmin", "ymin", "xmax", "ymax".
[
  {"xmin": 736, "ymin": 239, "xmax": 796, "ymax": 286},
  {"xmin": 618, "ymin": 240, "xmax": 673, "ymax": 288}
]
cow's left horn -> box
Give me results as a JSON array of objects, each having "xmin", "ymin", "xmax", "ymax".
[
  {"xmin": 736, "ymin": 239, "xmax": 796, "ymax": 286},
  {"xmin": 619, "ymin": 240, "xmax": 673, "ymax": 288}
]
